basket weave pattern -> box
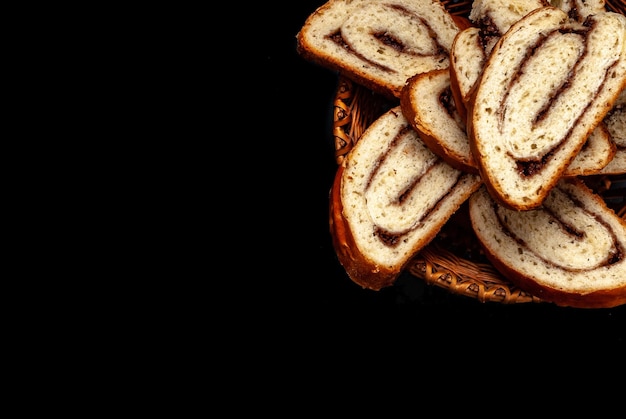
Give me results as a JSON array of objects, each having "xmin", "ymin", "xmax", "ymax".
[{"xmin": 332, "ymin": 0, "xmax": 626, "ymax": 304}]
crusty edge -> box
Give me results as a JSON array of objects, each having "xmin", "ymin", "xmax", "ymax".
[
  {"xmin": 400, "ymin": 70, "xmax": 479, "ymax": 174},
  {"xmin": 448, "ymin": 26, "xmax": 483, "ymax": 123},
  {"xmin": 329, "ymin": 164, "xmax": 400, "ymax": 290}
]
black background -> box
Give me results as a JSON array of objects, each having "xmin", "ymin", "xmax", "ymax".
[{"xmin": 252, "ymin": 1, "xmax": 626, "ymax": 349}]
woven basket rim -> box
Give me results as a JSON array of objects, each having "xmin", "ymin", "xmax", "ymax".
[{"xmin": 330, "ymin": 0, "xmax": 626, "ymax": 304}]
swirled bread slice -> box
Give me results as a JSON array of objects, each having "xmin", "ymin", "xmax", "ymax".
[
  {"xmin": 401, "ymin": 69, "xmax": 477, "ymax": 173},
  {"xmin": 296, "ymin": 0, "xmax": 462, "ymax": 98},
  {"xmin": 469, "ymin": 178, "xmax": 626, "ymax": 308},
  {"xmin": 330, "ymin": 106, "xmax": 482, "ymax": 290},
  {"xmin": 449, "ymin": 20, "xmax": 616, "ymax": 176},
  {"xmin": 467, "ymin": 7, "xmax": 626, "ymax": 210},
  {"xmin": 450, "ymin": 1, "xmax": 616, "ymax": 176},
  {"xmin": 401, "ymin": 68, "xmax": 616, "ymax": 176}
]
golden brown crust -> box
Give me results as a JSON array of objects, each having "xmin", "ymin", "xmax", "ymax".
[
  {"xmin": 329, "ymin": 164, "xmax": 399, "ymax": 290},
  {"xmin": 448, "ymin": 25, "xmax": 480, "ymax": 123},
  {"xmin": 448, "ymin": 55, "xmax": 469, "ymax": 123},
  {"xmin": 400, "ymin": 70, "xmax": 478, "ymax": 173}
]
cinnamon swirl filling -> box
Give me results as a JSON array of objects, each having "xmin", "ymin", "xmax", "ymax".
[
  {"xmin": 492, "ymin": 15, "xmax": 622, "ymax": 162},
  {"xmin": 330, "ymin": 2, "xmax": 454, "ymax": 75},
  {"xmin": 469, "ymin": 7, "xmax": 626, "ymax": 209},
  {"xmin": 342, "ymin": 108, "xmax": 480, "ymax": 253},
  {"xmin": 493, "ymin": 186, "xmax": 624, "ymax": 270},
  {"xmin": 364, "ymin": 125, "xmax": 462, "ymax": 238}
]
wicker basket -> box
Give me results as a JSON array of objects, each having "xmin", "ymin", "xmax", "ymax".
[{"xmin": 331, "ymin": 0, "xmax": 626, "ymax": 304}]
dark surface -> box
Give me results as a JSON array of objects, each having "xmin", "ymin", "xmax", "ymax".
[{"xmin": 253, "ymin": 1, "xmax": 626, "ymax": 348}]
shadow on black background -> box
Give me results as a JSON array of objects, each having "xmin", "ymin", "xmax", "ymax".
[{"xmin": 251, "ymin": 1, "xmax": 625, "ymax": 349}]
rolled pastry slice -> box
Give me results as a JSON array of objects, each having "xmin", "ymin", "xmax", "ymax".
[
  {"xmin": 401, "ymin": 69, "xmax": 477, "ymax": 173},
  {"xmin": 296, "ymin": 0, "xmax": 462, "ymax": 98},
  {"xmin": 330, "ymin": 106, "xmax": 482, "ymax": 290},
  {"xmin": 450, "ymin": 0, "xmax": 601, "ymax": 119},
  {"xmin": 401, "ymin": 69, "xmax": 616, "ymax": 176},
  {"xmin": 469, "ymin": 178, "xmax": 626, "ymax": 308},
  {"xmin": 467, "ymin": 7, "xmax": 626, "ymax": 210}
]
